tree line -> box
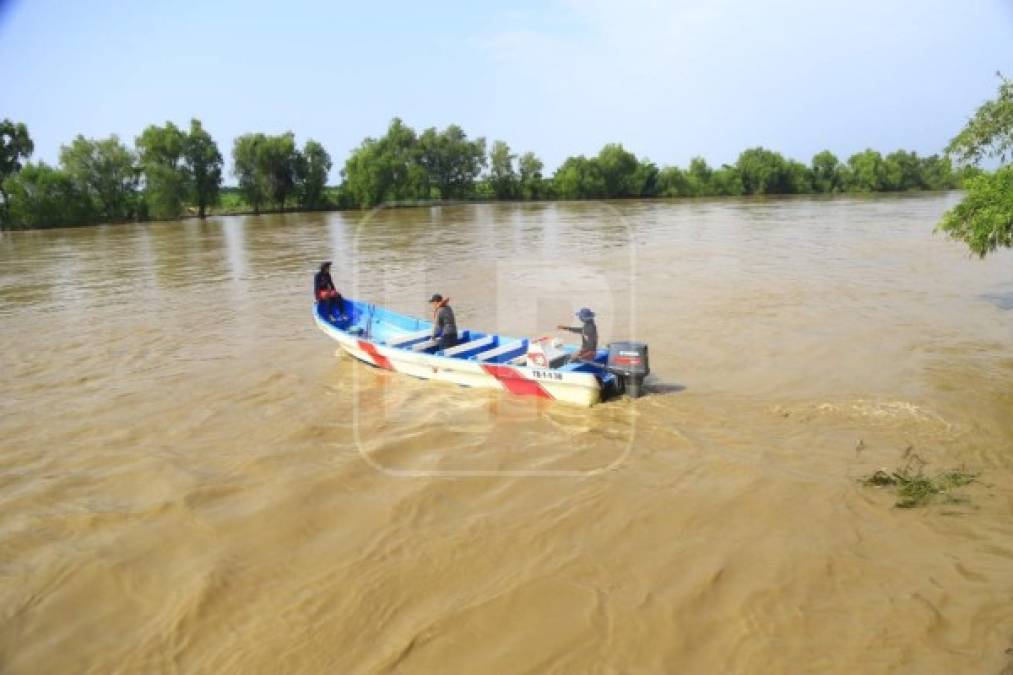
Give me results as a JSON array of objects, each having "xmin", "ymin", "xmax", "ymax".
[
  {"xmin": 0, "ymin": 120, "xmax": 332, "ymax": 229},
  {"xmin": 0, "ymin": 115, "xmax": 988, "ymax": 231},
  {"xmin": 338, "ymin": 118, "xmax": 971, "ymax": 207}
]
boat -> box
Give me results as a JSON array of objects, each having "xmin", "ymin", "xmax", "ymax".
[{"xmin": 314, "ymin": 299, "xmax": 650, "ymax": 406}]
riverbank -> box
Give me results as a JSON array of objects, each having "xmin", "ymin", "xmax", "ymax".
[{"xmin": 2, "ymin": 188, "xmax": 967, "ymax": 233}]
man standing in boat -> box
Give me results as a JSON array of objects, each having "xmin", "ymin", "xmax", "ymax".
[
  {"xmin": 429, "ymin": 294, "xmax": 458, "ymax": 350},
  {"xmin": 558, "ymin": 307, "xmax": 598, "ymax": 361},
  {"xmin": 314, "ymin": 261, "xmax": 346, "ymax": 321}
]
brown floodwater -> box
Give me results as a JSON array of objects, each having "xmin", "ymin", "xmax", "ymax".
[{"xmin": 1, "ymin": 194, "xmax": 1011, "ymax": 673}]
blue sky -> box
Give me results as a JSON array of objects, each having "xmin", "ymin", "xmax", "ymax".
[{"xmin": 1, "ymin": 0, "xmax": 1010, "ymax": 181}]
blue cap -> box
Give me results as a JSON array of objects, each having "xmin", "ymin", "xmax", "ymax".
[{"xmin": 576, "ymin": 307, "xmax": 595, "ymax": 321}]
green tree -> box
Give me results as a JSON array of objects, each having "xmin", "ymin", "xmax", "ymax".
[
  {"xmin": 4, "ymin": 163, "xmax": 96, "ymax": 229},
  {"xmin": 136, "ymin": 121, "xmax": 188, "ymax": 220},
  {"xmin": 937, "ymin": 166, "xmax": 1013, "ymax": 257},
  {"xmin": 341, "ymin": 136, "xmax": 385, "ymax": 208},
  {"xmin": 418, "ymin": 124, "xmax": 486, "ymax": 199},
  {"xmin": 296, "ymin": 139, "xmax": 331, "ymax": 209},
  {"xmin": 342, "ymin": 118, "xmax": 423, "ymax": 208},
  {"xmin": 736, "ymin": 147, "xmax": 797, "ymax": 194},
  {"xmin": 59, "ymin": 134, "xmax": 138, "ymax": 221},
  {"xmin": 233, "ymin": 133, "xmax": 267, "ymax": 212},
  {"xmin": 938, "ymin": 73, "xmax": 1013, "ymax": 257},
  {"xmin": 596, "ymin": 143, "xmax": 639, "ymax": 197},
  {"xmin": 417, "ymin": 127, "xmax": 447, "ymax": 198},
  {"xmin": 946, "ymin": 72, "xmax": 1013, "ymax": 164},
  {"xmin": 918, "ymin": 154, "xmax": 955, "ymax": 191},
  {"xmin": 811, "ymin": 150, "xmax": 843, "ymax": 193},
  {"xmin": 386, "ymin": 119, "xmax": 426, "ymax": 200},
  {"xmin": 882, "ymin": 150, "xmax": 923, "ymax": 191},
  {"xmin": 231, "ymin": 131, "xmax": 303, "ymax": 212},
  {"xmin": 787, "ymin": 160, "xmax": 813, "ymax": 193},
  {"xmin": 956, "ymin": 164, "xmax": 984, "ymax": 186},
  {"xmin": 710, "ymin": 165, "xmax": 744, "ymax": 196},
  {"xmin": 489, "ymin": 140, "xmax": 518, "ymax": 199},
  {"xmin": 553, "ymin": 155, "xmax": 605, "ymax": 199},
  {"xmin": 632, "ymin": 160, "xmax": 660, "ymax": 197},
  {"xmin": 845, "ymin": 149, "xmax": 886, "ymax": 192},
  {"xmin": 518, "ymin": 152, "xmax": 544, "ymax": 200},
  {"xmin": 0, "ymin": 119, "xmax": 34, "ymax": 224},
  {"xmin": 184, "ymin": 119, "xmax": 222, "ymax": 218},
  {"xmin": 657, "ymin": 165, "xmax": 691, "ymax": 197},
  {"xmin": 687, "ymin": 157, "xmax": 712, "ymax": 195},
  {"xmin": 260, "ymin": 132, "xmax": 300, "ymax": 210}
]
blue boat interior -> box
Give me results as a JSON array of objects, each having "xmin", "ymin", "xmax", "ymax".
[{"xmin": 316, "ymin": 299, "xmax": 614, "ymax": 382}]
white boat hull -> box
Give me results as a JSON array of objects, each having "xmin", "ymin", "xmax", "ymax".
[{"xmin": 315, "ymin": 312, "xmax": 603, "ymax": 407}]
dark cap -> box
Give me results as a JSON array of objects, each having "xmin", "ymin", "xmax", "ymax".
[
  {"xmin": 429, "ymin": 293, "xmax": 443, "ymax": 303},
  {"xmin": 576, "ymin": 307, "xmax": 595, "ymax": 321}
]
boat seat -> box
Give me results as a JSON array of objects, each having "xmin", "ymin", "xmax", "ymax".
[
  {"xmin": 411, "ymin": 338, "xmax": 439, "ymax": 352},
  {"xmin": 441, "ymin": 335, "xmax": 494, "ymax": 358},
  {"xmin": 475, "ymin": 340, "xmax": 527, "ymax": 364},
  {"xmin": 410, "ymin": 331, "xmax": 472, "ymax": 354},
  {"xmin": 388, "ymin": 328, "xmax": 432, "ymax": 348}
]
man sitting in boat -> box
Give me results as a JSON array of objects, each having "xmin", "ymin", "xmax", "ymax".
[
  {"xmin": 429, "ymin": 293, "xmax": 458, "ymax": 350},
  {"xmin": 558, "ymin": 307, "xmax": 598, "ymax": 361},
  {"xmin": 314, "ymin": 261, "xmax": 346, "ymax": 321}
]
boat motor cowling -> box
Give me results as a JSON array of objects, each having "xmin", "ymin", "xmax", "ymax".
[{"xmin": 606, "ymin": 341, "xmax": 650, "ymax": 398}]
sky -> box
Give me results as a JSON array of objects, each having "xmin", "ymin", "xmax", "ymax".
[{"xmin": 1, "ymin": 0, "xmax": 1011, "ymax": 181}]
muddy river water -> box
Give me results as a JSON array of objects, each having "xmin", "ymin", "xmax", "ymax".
[{"xmin": 1, "ymin": 194, "xmax": 1011, "ymax": 673}]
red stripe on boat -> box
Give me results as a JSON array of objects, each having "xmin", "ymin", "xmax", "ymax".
[
  {"xmin": 358, "ymin": 340, "xmax": 392, "ymax": 370},
  {"xmin": 481, "ymin": 364, "xmax": 552, "ymax": 399}
]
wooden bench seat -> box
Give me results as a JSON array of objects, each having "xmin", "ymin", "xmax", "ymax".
[
  {"xmin": 387, "ymin": 328, "xmax": 432, "ymax": 348},
  {"xmin": 442, "ymin": 335, "xmax": 495, "ymax": 357},
  {"xmin": 475, "ymin": 340, "xmax": 527, "ymax": 363},
  {"xmin": 411, "ymin": 338, "xmax": 439, "ymax": 352}
]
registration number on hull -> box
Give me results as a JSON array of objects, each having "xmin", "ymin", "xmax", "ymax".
[{"xmin": 530, "ymin": 369, "xmax": 564, "ymax": 381}]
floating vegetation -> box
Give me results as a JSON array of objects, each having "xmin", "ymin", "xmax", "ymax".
[{"xmin": 860, "ymin": 462, "xmax": 978, "ymax": 508}]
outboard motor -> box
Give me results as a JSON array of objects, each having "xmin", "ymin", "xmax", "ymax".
[{"xmin": 606, "ymin": 341, "xmax": 650, "ymax": 398}]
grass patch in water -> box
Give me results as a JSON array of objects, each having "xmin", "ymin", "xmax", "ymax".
[{"xmin": 860, "ymin": 463, "xmax": 977, "ymax": 508}]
